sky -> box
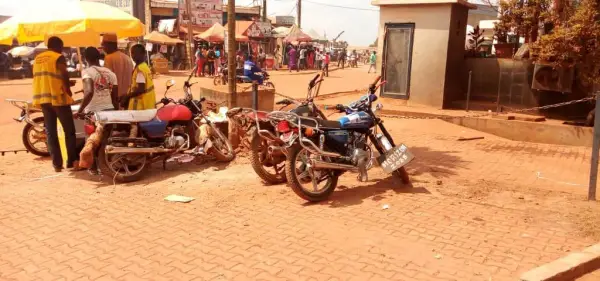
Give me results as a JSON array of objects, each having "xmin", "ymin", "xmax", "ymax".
[
  {"xmin": 0, "ymin": 0, "xmax": 380, "ymax": 46},
  {"xmin": 235, "ymin": 0, "xmax": 380, "ymax": 46}
]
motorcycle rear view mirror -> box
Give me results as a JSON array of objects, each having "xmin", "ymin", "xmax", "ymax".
[{"xmin": 166, "ymin": 79, "xmax": 176, "ymax": 89}]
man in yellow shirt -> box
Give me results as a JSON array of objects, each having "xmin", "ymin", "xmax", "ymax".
[
  {"xmin": 120, "ymin": 44, "xmax": 156, "ymax": 110},
  {"xmin": 32, "ymin": 36, "xmax": 78, "ymax": 172}
]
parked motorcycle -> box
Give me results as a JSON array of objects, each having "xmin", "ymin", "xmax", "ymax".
[
  {"xmin": 6, "ymin": 91, "xmax": 85, "ymax": 156},
  {"xmin": 236, "ymin": 71, "xmax": 275, "ymax": 89},
  {"xmin": 268, "ymin": 76, "xmax": 413, "ymax": 202},
  {"xmin": 227, "ymin": 74, "xmax": 325, "ymax": 184},
  {"xmin": 94, "ymin": 70, "xmax": 234, "ymax": 182}
]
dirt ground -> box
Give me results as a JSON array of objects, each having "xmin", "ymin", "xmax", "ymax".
[{"xmin": 1, "ymin": 64, "xmax": 600, "ymax": 280}]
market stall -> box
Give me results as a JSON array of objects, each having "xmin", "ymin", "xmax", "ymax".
[{"xmin": 144, "ymin": 31, "xmax": 183, "ymax": 73}]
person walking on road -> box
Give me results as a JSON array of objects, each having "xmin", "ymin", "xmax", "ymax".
[
  {"xmin": 102, "ymin": 34, "xmax": 133, "ymax": 99},
  {"xmin": 32, "ymin": 36, "xmax": 79, "ymax": 172},
  {"xmin": 287, "ymin": 46, "xmax": 297, "ymax": 72},
  {"xmin": 368, "ymin": 51, "xmax": 377, "ymax": 74},
  {"xmin": 299, "ymin": 47, "xmax": 307, "ymax": 71}
]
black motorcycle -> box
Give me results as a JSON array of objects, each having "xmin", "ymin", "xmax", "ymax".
[{"xmin": 268, "ymin": 77, "xmax": 413, "ymax": 202}]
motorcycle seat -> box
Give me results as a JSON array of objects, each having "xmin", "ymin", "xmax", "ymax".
[
  {"xmin": 96, "ymin": 109, "xmax": 157, "ymax": 123},
  {"xmin": 301, "ymin": 119, "xmax": 342, "ymax": 129}
]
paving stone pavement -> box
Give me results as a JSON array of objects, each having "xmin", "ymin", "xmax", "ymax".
[{"xmin": 0, "ymin": 118, "xmax": 596, "ymax": 281}]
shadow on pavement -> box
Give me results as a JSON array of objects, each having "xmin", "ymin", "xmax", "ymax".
[
  {"xmin": 305, "ymin": 176, "xmax": 430, "ymax": 209},
  {"xmin": 70, "ymin": 159, "xmax": 233, "ymax": 189},
  {"xmin": 406, "ymin": 146, "xmax": 468, "ymax": 178}
]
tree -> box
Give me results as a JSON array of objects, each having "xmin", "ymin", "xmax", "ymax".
[
  {"xmin": 466, "ymin": 25, "xmax": 485, "ymax": 55},
  {"xmin": 535, "ymin": 0, "xmax": 600, "ymax": 85},
  {"xmin": 496, "ymin": 0, "xmax": 551, "ymax": 43}
]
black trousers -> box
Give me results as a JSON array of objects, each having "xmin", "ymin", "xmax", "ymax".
[{"xmin": 41, "ymin": 104, "xmax": 79, "ymax": 168}]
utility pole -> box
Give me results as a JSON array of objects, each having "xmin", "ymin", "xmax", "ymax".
[
  {"xmin": 185, "ymin": 0, "xmax": 194, "ymax": 69},
  {"xmin": 227, "ymin": 0, "xmax": 237, "ymax": 106},
  {"xmin": 262, "ymin": 0, "xmax": 267, "ymax": 22},
  {"xmin": 297, "ymin": 0, "xmax": 301, "ymax": 28}
]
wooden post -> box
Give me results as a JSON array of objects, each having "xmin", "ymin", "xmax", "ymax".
[
  {"xmin": 227, "ymin": 0, "xmax": 237, "ymax": 107},
  {"xmin": 297, "ymin": 0, "xmax": 301, "ymax": 28},
  {"xmin": 262, "ymin": 0, "xmax": 267, "ymax": 22},
  {"xmin": 185, "ymin": 0, "xmax": 194, "ymax": 69},
  {"xmin": 589, "ymin": 91, "xmax": 600, "ymax": 201}
]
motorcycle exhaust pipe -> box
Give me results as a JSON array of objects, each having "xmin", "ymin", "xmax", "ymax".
[
  {"xmin": 105, "ymin": 145, "xmax": 175, "ymax": 154},
  {"xmin": 267, "ymin": 145, "xmax": 287, "ymax": 157},
  {"xmin": 311, "ymin": 159, "xmax": 358, "ymax": 171}
]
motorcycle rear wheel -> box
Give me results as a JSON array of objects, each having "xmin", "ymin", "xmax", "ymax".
[
  {"xmin": 285, "ymin": 145, "xmax": 338, "ymax": 202},
  {"xmin": 22, "ymin": 116, "xmax": 50, "ymax": 157},
  {"xmin": 98, "ymin": 143, "xmax": 148, "ymax": 183},
  {"xmin": 249, "ymin": 130, "xmax": 286, "ymax": 184}
]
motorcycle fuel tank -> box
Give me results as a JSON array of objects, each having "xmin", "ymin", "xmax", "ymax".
[
  {"xmin": 157, "ymin": 105, "xmax": 193, "ymax": 121},
  {"xmin": 338, "ymin": 112, "xmax": 373, "ymax": 129}
]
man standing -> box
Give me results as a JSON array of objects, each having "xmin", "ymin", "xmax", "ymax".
[
  {"xmin": 120, "ymin": 44, "xmax": 156, "ymax": 111},
  {"xmin": 299, "ymin": 47, "xmax": 307, "ymax": 71},
  {"xmin": 323, "ymin": 52, "xmax": 330, "ymax": 77},
  {"xmin": 102, "ymin": 34, "xmax": 133, "ymax": 101},
  {"xmin": 206, "ymin": 47, "xmax": 216, "ymax": 76},
  {"xmin": 368, "ymin": 51, "xmax": 377, "ymax": 74},
  {"xmin": 32, "ymin": 37, "xmax": 78, "ymax": 172},
  {"xmin": 76, "ymin": 47, "xmax": 118, "ymax": 115}
]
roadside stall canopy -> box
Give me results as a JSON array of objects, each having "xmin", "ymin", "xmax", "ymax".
[
  {"xmin": 307, "ymin": 29, "xmax": 327, "ymax": 42},
  {"xmin": 144, "ymin": 31, "xmax": 183, "ymax": 45},
  {"xmin": 7, "ymin": 46, "xmax": 35, "ymax": 57},
  {"xmin": 284, "ymin": 25, "xmax": 312, "ymax": 42},
  {"xmin": 195, "ymin": 23, "xmax": 225, "ymax": 42},
  {"xmin": 0, "ymin": 1, "xmax": 145, "ymax": 46},
  {"xmin": 223, "ymin": 21, "xmax": 252, "ymax": 42}
]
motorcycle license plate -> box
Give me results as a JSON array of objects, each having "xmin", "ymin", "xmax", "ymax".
[{"xmin": 377, "ymin": 144, "xmax": 414, "ymax": 174}]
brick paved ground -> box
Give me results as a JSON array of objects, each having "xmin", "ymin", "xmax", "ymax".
[{"xmin": 1, "ymin": 117, "xmax": 597, "ymax": 280}]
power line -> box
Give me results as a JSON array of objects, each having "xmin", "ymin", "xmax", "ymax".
[{"xmin": 303, "ymin": 0, "xmax": 379, "ymax": 12}]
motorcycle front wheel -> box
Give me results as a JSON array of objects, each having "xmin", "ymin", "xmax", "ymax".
[
  {"xmin": 23, "ymin": 116, "xmax": 50, "ymax": 157},
  {"xmin": 208, "ymin": 122, "xmax": 235, "ymax": 162},
  {"xmin": 249, "ymin": 130, "xmax": 286, "ymax": 184},
  {"xmin": 285, "ymin": 145, "xmax": 339, "ymax": 202}
]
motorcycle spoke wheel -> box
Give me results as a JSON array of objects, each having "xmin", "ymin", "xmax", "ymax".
[{"xmin": 293, "ymin": 149, "xmax": 333, "ymax": 194}]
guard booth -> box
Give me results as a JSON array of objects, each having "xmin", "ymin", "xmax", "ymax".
[{"xmin": 372, "ymin": 0, "xmax": 475, "ymax": 108}]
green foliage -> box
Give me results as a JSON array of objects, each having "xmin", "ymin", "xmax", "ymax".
[
  {"xmin": 466, "ymin": 25, "xmax": 485, "ymax": 56},
  {"xmin": 535, "ymin": 0, "xmax": 600, "ymax": 84},
  {"xmin": 496, "ymin": 0, "xmax": 552, "ymax": 42}
]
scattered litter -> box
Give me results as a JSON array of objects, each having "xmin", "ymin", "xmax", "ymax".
[
  {"xmin": 382, "ymin": 204, "xmax": 390, "ymax": 210},
  {"xmin": 164, "ymin": 195, "xmax": 195, "ymax": 203},
  {"xmin": 518, "ymin": 195, "xmax": 525, "ymax": 200},
  {"xmin": 434, "ymin": 253, "xmax": 442, "ymax": 259},
  {"xmin": 29, "ymin": 174, "xmax": 63, "ymax": 182},
  {"xmin": 457, "ymin": 137, "xmax": 485, "ymax": 141},
  {"xmin": 536, "ymin": 172, "xmax": 582, "ymax": 186},
  {"xmin": 436, "ymin": 180, "xmax": 443, "ymax": 185}
]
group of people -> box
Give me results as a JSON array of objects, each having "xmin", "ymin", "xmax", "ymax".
[
  {"xmin": 194, "ymin": 45, "xmax": 222, "ymax": 77},
  {"xmin": 286, "ymin": 44, "xmax": 331, "ymax": 76},
  {"xmin": 32, "ymin": 34, "xmax": 156, "ymax": 173}
]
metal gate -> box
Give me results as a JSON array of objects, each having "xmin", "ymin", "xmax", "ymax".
[{"xmin": 382, "ymin": 23, "xmax": 414, "ymax": 99}]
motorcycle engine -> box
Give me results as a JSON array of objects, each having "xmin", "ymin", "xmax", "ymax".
[{"xmin": 166, "ymin": 136, "xmax": 186, "ymax": 149}]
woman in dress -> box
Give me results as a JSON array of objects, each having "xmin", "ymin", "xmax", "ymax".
[{"xmin": 287, "ymin": 46, "xmax": 297, "ymax": 73}]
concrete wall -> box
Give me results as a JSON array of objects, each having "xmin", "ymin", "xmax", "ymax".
[
  {"xmin": 378, "ymin": 4, "xmax": 453, "ymax": 108},
  {"xmin": 446, "ymin": 117, "xmax": 593, "ymax": 147},
  {"xmin": 199, "ymin": 86, "xmax": 275, "ymax": 111},
  {"xmin": 444, "ymin": 3, "xmax": 470, "ymax": 107}
]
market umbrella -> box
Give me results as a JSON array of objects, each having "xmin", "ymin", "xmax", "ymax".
[
  {"xmin": 284, "ymin": 25, "xmax": 312, "ymax": 42},
  {"xmin": 7, "ymin": 46, "xmax": 35, "ymax": 57},
  {"xmin": 195, "ymin": 23, "xmax": 225, "ymax": 42},
  {"xmin": 144, "ymin": 31, "xmax": 183, "ymax": 45},
  {"xmin": 0, "ymin": 1, "xmax": 145, "ymax": 46}
]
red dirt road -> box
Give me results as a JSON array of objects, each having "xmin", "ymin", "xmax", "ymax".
[{"xmin": 0, "ymin": 66, "xmax": 598, "ymax": 280}]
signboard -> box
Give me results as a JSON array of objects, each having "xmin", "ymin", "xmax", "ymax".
[
  {"xmin": 178, "ymin": 0, "xmax": 223, "ymax": 28},
  {"xmin": 82, "ymin": 0, "xmax": 133, "ymax": 14},
  {"xmin": 275, "ymin": 16, "xmax": 295, "ymax": 26},
  {"xmin": 245, "ymin": 21, "xmax": 272, "ymax": 38}
]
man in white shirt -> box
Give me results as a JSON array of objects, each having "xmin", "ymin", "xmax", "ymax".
[
  {"xmin": 75, "ymin": 47, "xmax": 118, "ymax": 116},
  {"xmin": 299, "ymin": 47, "xmax": 307, "ymax": 71}
]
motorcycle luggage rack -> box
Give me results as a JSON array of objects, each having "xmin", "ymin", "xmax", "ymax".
[
  {"xmin": 266, "ymin": 111, "xmax": 345, "ymax": 159},
  {"xmin": 227, "ymin": 107, "xmax": 279, "ymax": 141}
]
